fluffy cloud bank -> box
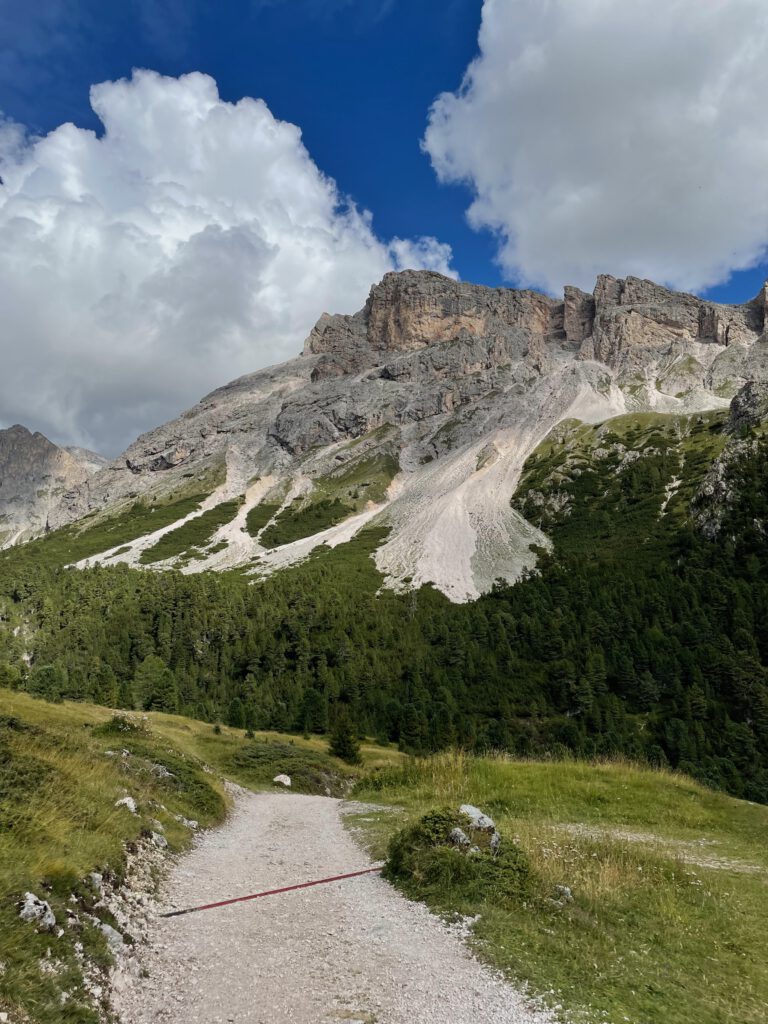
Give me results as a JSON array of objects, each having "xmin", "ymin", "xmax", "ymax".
[
  {"xmin": 424, "ymin": 0, "xmax": 768, "ymax": 294},
  {"xmin": 0, "ymin": 70, "xmax": 453, "ymax": 452}
]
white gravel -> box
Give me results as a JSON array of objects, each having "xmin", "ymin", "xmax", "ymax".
[{"xmin": 114, "ymin": 790, "xmax": 554, "ymax": 1024}]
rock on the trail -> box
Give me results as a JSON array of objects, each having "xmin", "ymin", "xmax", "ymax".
[
  {"xmin": 459, "ymin": 804, "xmax": 495, "ymax": 831},
  {"xmin": 98, "ymin": 921, "xmax": 125, "ymax": 952},
  {"xmin": 115, "ymin": 796, "xmax": 137, "ymax": 814},
  {"xmin": 19, "ymin": 892, "xmax": 56, "ymax": 931},
  {"xmin": 273, "ymin": 773, "xmax": 292, "ymax": 787},
  {"xmin": 150, "ymin": 831, "xmax": 168, "ymax": 849}
]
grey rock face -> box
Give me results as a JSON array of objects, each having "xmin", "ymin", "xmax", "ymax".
[
  {"xmin": 449, "ymin": 826, "xmax": 471, "ymax": 848},
  {"xmin": 32, "ymin": 269, "xmax": 768, "ymax": 599},
  {"xmin": 692, "ymin": 438, "xmax": 756, "ymax": 540},
  {"xmin": 692, "ymin": 377, "xmax": 768, "ymax": 539},
  {"xmin": 0, "ymin": 425, "xmax": 106, "ymax": 547},
  {"xmin": 727, "ymin": 380, "xmax": 768, "ymax": 434},
  {"xmin": 581, "ymin": 274, "xmax": 765, "ymax": 375}
]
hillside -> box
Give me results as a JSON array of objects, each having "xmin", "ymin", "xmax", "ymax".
[
  {"xmin": 2, "ymin": 382, "xmax": 767, "ymax": 801},
  {"xmin": 355, "ymin": 752, "xmax": 768, "ymax": 1024},
  {"xmin": 6, "ymin": 269, "xmax": 765, "ymax": 602},
  {"xmin": 0, "ymin": 269, "xmax": 767, "ymax": 804},
  {"xmin": 2, "ymin": 691, "xmax": 766, "ymax": 1024}
]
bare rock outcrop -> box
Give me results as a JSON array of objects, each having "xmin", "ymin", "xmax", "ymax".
[
  {"xmin": 0, "ymin": 425, "xmax": 106, "ymax": 546},
  {"xmin": 28, "ymin": 269, "xmax": 768, "ymax": 600}
]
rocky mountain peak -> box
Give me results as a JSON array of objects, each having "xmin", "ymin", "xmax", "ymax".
[
  {"xmin": 18, "ymin": 268, "xmax": 768, "ymax": 601},
  {"xmin": 304, "ymin": 270, "xmax": 767, "ymax": 378},
  {"xmin": 0, "ymin": 425, "xmax": 107, "ymax": 546}
]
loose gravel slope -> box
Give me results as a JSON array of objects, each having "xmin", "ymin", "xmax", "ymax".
[{"xmin": 114, "ymin": 790, "xmax": 554, "ymax": 1024}]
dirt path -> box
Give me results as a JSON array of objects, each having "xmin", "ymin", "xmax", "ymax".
[{"xmin": 114, "ymin": 790, "xmax": 553, "ymax": 1024}]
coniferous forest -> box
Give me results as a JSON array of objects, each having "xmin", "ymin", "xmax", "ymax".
[{"xmin": 1, "ymin": 410, "xmax": 767, "ymax": 803}]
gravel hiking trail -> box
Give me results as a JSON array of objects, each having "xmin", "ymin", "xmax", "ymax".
[{"xmin": 114, "ymin": 790, "xmax": 554, "ymax": 1024}]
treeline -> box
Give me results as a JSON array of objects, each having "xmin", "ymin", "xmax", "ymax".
[{"xmin": 1, "ymin": 423, "xmax": 767, "ymax": 802}]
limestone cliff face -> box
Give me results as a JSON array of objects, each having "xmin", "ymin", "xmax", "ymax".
[
  {"xmin": 42, "ymin": 269, "xmax": 768, "ymax": 600},
  {"xmin": 0, "ymin": 426, "xmax": 106, "ymax": 545},
  {"xmin": 581, "ymin": 275, "xmax": 766, "ymax": 391}
]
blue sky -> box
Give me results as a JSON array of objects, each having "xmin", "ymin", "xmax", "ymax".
[
  {"xmin": 1, "ymin": 0, "xmax": 767, "ymax": 450},
  {"xmin": 2, "ymin": 0, "xmax": 504, "ymax": 285},
  {"xmin": 4, "ymin": 0, "xmax": 765, "ymax": 302}
]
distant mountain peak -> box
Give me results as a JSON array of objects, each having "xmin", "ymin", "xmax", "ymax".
[{"xmin": 0, "ymin": 426, "xmax": 107, "ymax": 546}]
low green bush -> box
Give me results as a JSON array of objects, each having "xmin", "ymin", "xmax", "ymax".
[{"xmin": 384, "ymin": 808, "xmax": 531, "ymax": 907}]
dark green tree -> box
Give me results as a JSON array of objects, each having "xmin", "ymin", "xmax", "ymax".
[{"xmin": 328, "ymin": 710, "xmax": 361, "ymax": 765}]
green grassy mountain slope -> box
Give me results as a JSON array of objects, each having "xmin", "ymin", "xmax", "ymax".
[{"xmin": 0, "ymin": 403, "xmax": 767, "ymax": 802}]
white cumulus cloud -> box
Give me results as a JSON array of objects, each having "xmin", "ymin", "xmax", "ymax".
[
  {"xmin": 424, "ymin": 0, "xmax": 768, "ymax": 295},
  {"xmin": 0, "ymin": 69, "xmax": 453, "ymax": 453}
]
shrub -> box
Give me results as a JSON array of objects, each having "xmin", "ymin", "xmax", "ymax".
[
  {"xmin": 384, "ymin": 808, "xmax": 531, "ymax": 908},
  {"xmin": 93, "ymin": 714, "xmax": 147, "ymax": 737}
]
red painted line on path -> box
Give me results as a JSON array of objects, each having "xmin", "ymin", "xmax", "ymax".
[{"xmin": 160, "ymin": 865, "xmax": 384, "ymax": 918}]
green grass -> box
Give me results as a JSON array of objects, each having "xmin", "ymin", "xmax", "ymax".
[
  {"xmin": 0, "ymin": 493, "xmax": 210, "ymax": 573},
  {"xmin": 142, "ymin": 706, "xmax": 403, "ymax": 781},
  {"xmin": 139, "ymin": 498, "xmax": 242, "ymax": 564},
  {"xmin": 0, "ymin": 691, "xmax": 227, "ymax": 1023},
  {"xmin": 4, "ymin": 683, "xmax": 766, "ymax": 1024},
  {"xmin": 260, "ymin": 497, "xmax": 354, "ymax": 548},
  {"xmin": 256, "ymin": 453, "xmax": 399, "ymax": 550},
  {"xmin": 354, "ymin": 752, "xmax": 768, "ymax": 1024},
  {"xmin": 244, "ymin": 502, "xmax": 281, "ymax": 539},
  {"xmin": 315, "ymin": 452, "xmax": 400, "ymax": 506}
]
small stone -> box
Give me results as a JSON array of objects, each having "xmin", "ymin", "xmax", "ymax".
[
  {"xmin": 449, "ymin": 826, "xmax": 470, "ymax": 847},
  {"xmin": 98, "ymin": 921, "xmax": 125, "ymax": 952},
  {"xmin": 273, "ymin": 774, "xmax": 291, "ymax": 787},
  {"xmin": 555, "ymin": 884, "xmax": 573, "ymax": 902},
  {"xmin": 19, "ymin": 892, "xmax": 56, "ymax": 931},
  {"xmin": 151, "ymin": 831, "xmax": 168, "ymax": 849},
  {"xmin": 459, "ymin": 804, "xmax": 496, "ymax": 831},
  {"xmin": 174, "ymin": 813, "xmax": 199, "ymax": 829},
  {"xmin": 115, "ymin": 796, "xmax": 138, "ymax": 814}
]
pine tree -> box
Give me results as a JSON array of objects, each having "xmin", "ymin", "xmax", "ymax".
[
  {"xmin": 134, "ymin": 655, "xmax": 178, "ymax": 712},
  {"xmin": 328, "ymin": 711, "xmax": 361, "ymax": 765},
  {"xmin": 228, "ymin": 697, "xmax": 246, "ymax": 730}
]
